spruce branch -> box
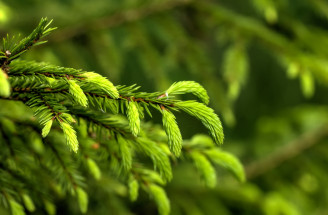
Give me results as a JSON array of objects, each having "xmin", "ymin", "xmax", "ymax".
[
  {"xmin": 0, "ymin": 18, "xmax": 239, "ymax": 215},
  {"xmin": 6, "ymin": 59, "xmax": 224, "ymax": 155},
  {"xmin": 129, "ymin": 167, "xmax": 170, "ymax": 215},
  {"xmin": 0, "ymin": 18, "xmax": 56, "ymax": 67},
  {"xmin": 183, "ymin": 134, "xmax": 245, "ymax": 186},
  {"xmin": 135, "ymin": 138, "xmax": 173, "ymax": 182},
  {"xmin": 47, "ymin": 141, "xmax": 84, "ymax": 191}
]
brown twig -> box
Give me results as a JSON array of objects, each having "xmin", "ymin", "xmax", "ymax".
[
  {"xmin": 50, "ymin": 0, "xmax": 193, "ymax": 43},
  {"xmin": 245, "ymin": 123, "xmax": 328, "ymax": 179}
]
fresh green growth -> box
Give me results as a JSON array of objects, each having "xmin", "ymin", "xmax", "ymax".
[
  {"xmin": 127, "ymin": 101, "xmax": 140, "ymax": 136},
  {"xmin": 21, "ymin": 194, "xmax": 35, "ymax": 212},
  {"xmin": 190, "ymin": 151, "xmax": 217, "ymax": 188},
  {"xmin": 0, "ymin": 68, "xmax": 10, "ymax": 97},
  {"xmin": 87, "ymin": 158, "xmax": 101, "ymax": 180},
  {"xmin": 59, "ymin": 120, "xmax": 79, "ymax": 152},
  {"xmin": 128, "ymin": 175, "xmax": 139, "ymax": 201},
  {"xmin": 83, "ymin": 72, "xmax": 119, "ymax": 98},
  {"xmin": 223, "ymin": 42, "xmax": 249, "ymax": 101},
  {"xmin": 43, "ymin": 200, "xmax": 56, "ymax": 215},
  {"xmin": 41, "ymin": 119, "xmax": 53, "ymax": 138},
  {"xmin": 300, "ymin": 70, "xmax": 315, "ymax": 98},
  {"xmin": 205, "ymin": 149, "xmax": 245, "ymax": 182},
  {"xmin": 68, "ymin": 80, "xmax": 88, "ymax": 107},
  {"xmin": 149, "ymin": 184, "xmax": 170, "ymax": 215},
  {"xmin": 0, "ymin": 18, "xmax": 244, "ymax": 215},
  {"xmin": 76, "ymin": 187, "xmax": 88, "ymax": 214},
  {"xmin": 175, "ymin": 101, "xmax": 224, "ymax": 145},
  {"xmin": 9, "ymin": 199, "xmax": 25, "ymax": 215},
  {"xmin": 166, "ymin": 81, "xmax": 210, "ymax": 104},
  {"xmin": 184, "ymin": 134, "xmax": 245, "ymax": 187},
  {"xmin": 162, "ymin": 108, "xmax": 183, "ymax": 156}
]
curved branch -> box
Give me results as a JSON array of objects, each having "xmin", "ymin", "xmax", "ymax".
[{"xmin": 245, "ymin": 123, "xmax": 328, "ymax": 179}]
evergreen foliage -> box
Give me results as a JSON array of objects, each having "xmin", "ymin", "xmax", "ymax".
[
  {"xmin": 2, "ymin": 0, "xmax": 328, "ymax": 214},
  {"xmin": 0, "ymin": 19, "xmax": 243, "ymax": 215}
]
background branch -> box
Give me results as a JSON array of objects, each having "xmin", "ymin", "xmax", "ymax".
[
  {"xmin": 245, "ymin": 123, "xmax": 328, "ymax": 179},
  {"xmin": 50, "ymin": 0, "xmax": 193, "ymax": 43}
]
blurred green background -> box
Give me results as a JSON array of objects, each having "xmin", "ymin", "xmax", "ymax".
[{"xmin": 2, "ymin": 0, "xmax": 328, "ymax": 214}]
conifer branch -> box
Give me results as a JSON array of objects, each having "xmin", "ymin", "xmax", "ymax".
[
  {"xmin": 0, "ymin": 18, "xmax": 244, "ymax": 214},
  {"xmin": 47, "ymin": 143, "xmax": 81, "ymax": 190},
  {"xmin": 5, "ymin": 58, "xmax": 224, "ymax": 154},
  {"xmin": 0, "ymin": 18, "xmax": 56, "ymax": 67}
]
